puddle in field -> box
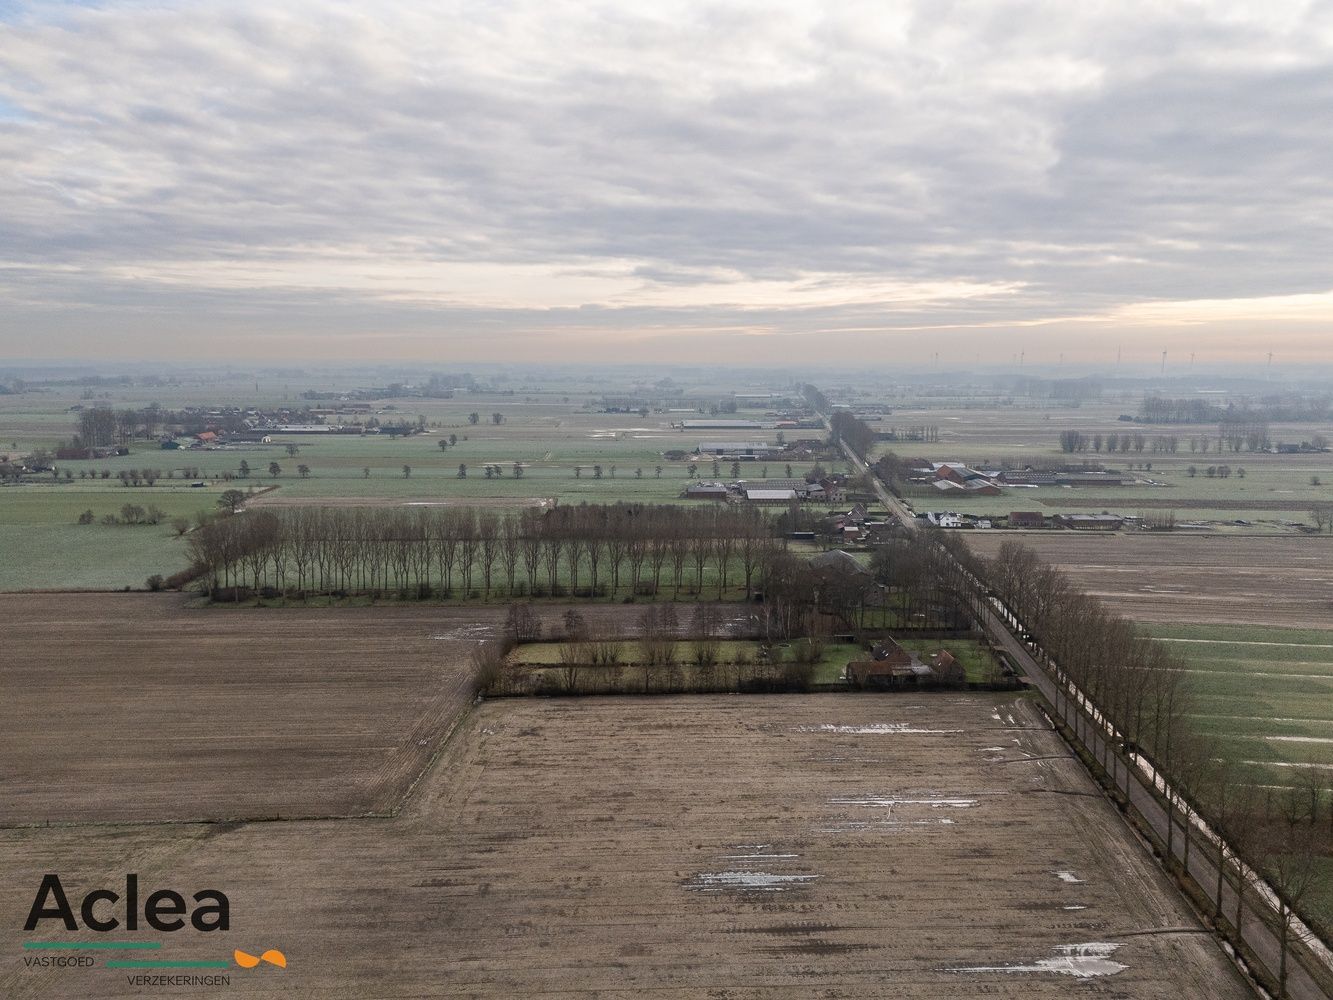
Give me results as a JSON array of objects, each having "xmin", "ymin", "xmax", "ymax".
[
  {"xmin": 816, "ymin": 818, "xmax": 957, "ymax": 833},
  {"xmin": 817, "ymin": 794, "xmax": 975, "ymax": 833},
  {"xmin": 1267, "ymin": 735, "xmax": 1333, "ymax": 745},
  {"xmin": 685, "ymin": 871, "xmax": 821, "ymax": 892},
  {"xmin": 1245, "ymin": 760, "xmax": 1333, "ymax": 771},
  {"xmin": 795, "ymin": 723, "xmax": 964, "ymax": 735},
  {"xmin": 686, "ymin": 845, "xmax": 818, "ymax": 893},
  {"xmin": 946, "ymin": 942, "xmax": 1125, "ymax": 979},
  {"xmin": 1063, "ymin": 905, "xmax": 1088, "ymax": 911},
  {"xmin": 1053, "ymin": 870, "xmax": 1086, "ymax": 884},
  {"xmin": 830, "ymin": 796, "xmax": 977, "ymax": 809},
  {"xmin": 431, "ymin": 625, "xmax": 494, "ymax": 640},
  {"xmin": 725, "ymin": 853, "xmax": 794, "ymax": 864}
]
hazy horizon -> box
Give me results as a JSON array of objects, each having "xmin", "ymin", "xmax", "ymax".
[{"xmin": 3, "ymin": 1, "xmax": 1333, "ymax": 365}]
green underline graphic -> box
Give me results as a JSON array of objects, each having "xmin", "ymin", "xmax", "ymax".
[
  {"xmin": 106, "ymin": 959, "xmax": 230, "ymax": 969},
  {"xmin": 23, "ymin": 941, "xmax": 162, "ymax": 950}
]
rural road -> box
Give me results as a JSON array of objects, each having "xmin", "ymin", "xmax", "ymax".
[
  {"xmin": 987, "ymin": 613, "xmax": 1329, "ymax": 1000},
  {"xmin": 836, "ymin": 433, "xmax": 1333, "ymax": 1000}
]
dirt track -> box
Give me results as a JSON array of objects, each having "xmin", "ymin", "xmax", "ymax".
[
  {"xmin": 0, "ymin": 694, "xmax": 1249, "ymax": 998},
  {"xmin": 967, "ymin": 532, "xmax": 1333, "ymax": 627}
]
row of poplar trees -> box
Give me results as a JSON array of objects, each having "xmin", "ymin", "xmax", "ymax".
[
  {"xmin": 186, "ymin": 502, "xmax": 780, "ymax": 601},
  {"xmin": 987, "ymin": 540, "xmax": 1329, "ymax": 995}
]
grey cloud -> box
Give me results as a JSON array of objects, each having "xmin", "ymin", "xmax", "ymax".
[{"xmin": 1, "ymin": 0, "xmax": 1331, "ymax": 362}]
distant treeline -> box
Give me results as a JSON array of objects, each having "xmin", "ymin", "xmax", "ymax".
[
  {"xmin": 1060, "ymin": 426, "xmax": 1276, "ymax": 454},
  {"xmin": 1139, "ymin": 395, "xmax": 1331, "ymax": 424}
]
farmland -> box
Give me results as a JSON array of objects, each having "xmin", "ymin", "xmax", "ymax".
[
  {"xmin": 0, "ymin": 374, "xmax": 841, "ymax": 590},
  {"xmin": 0, "ymin": 684, "xmax": 1249, "ymax": 997},
  {"xmin": 965, "ymin": 532, "xmax": 1333, "ymax": 799},
  {"xmin": 0, "ymin": 594, "xmax": 755, "ymax": 827},
  {"xmin": 1140, "ymin": 622, "xmax": 1333, "ymax": 775},
  {"xmin": 511, "ymin": 636, "xmax": 1002, "ymax": 687},
  {"xmin": 0, "ymin": 485, "xmax": 218, "ymax": 590},
  {"xmin": 0, "ymin": 593, "xmax": 484, "ymax": 824},
  {"xmin": 966, "ymin": 532, "xmax": 1333, "ymax": 629},
  {"xmin": 865, "ymin": 397, "xmax": 1333, "ymax": 531}
]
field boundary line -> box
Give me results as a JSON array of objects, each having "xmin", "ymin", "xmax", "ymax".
[{"xmin": 385, "ymin": 692, "xmax": 480, "ymax": 818}]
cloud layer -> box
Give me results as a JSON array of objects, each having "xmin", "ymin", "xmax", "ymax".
[{"xmin": 2, "ymin": 0, "xmax": 1332, "ymax": 364}]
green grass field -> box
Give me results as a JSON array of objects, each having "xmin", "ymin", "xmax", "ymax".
[
  {"xmin": 513, "ymin": 639, "xmax": 862, "ymax": 683},
  {"xmin": 0, "ymin": 380, "xmax": 847, "ymax": 589},
  {"xmin": 1143, "ymin": 624, "xmax": 1333, "ymax": 945},
  {"xmin": 512, "ymin": 637, "xmax": 1000, "ymax": 686},
  {"xmin": 864, "ymin": 396, "xmax": 1332, "ymax": 532},
  {"xmin": 1141, "ymin": 623, "xmax": 1333, "ymax": 781},
  {"xmin": 0, "ymin": 483, "xmax": 222, "ymax": 589}
]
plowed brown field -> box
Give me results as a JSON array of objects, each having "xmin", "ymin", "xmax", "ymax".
[
  {"xmin": 0, "ymin": 691, "xmax": 1249, "ymax": 998},
  {"xmin": 967, "ymin": 532, "xmax": 1333, "ymax": 627}
]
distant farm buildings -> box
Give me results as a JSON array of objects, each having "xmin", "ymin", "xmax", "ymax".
[
  {"xmin": 1055, "ymin": 513, "xmax": 1124, "ymax": 531},
  {"xmin": 914, "ymin": 462, "xmax": 1004, "ymax": 495},
  {"xmin": 743, "ymin": 487, "xmax": 797, "ymax": 504},
  {"xmin": 682, "ymin": 419, "xmax": 766, "ymax": 431},
  {"xmin": 912, "ymin": 461, "xmax": 1128, "ymax": 491},
  {"xmin": 1001, "ymin": 470, "xmax": 1126, "ymax": 487},
  {"xmin": 681, "ymin": 476, "xmax": 852, "ymax": 506},
  {"xmin": 683, "ymin": 482, "xmax": 730, "ymax": 500},
  {"xmin": 696, "ymin": 441, "xmax": 783, "ymax": 458}
]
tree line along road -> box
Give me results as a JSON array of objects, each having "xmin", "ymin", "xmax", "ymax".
[{"xmin": 834, "ymin": 432, "xmax": 1332, "ymax": 1000}]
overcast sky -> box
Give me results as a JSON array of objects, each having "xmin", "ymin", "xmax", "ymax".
[{"xmin": 2, "ymin": 0, "xmax": 1332, "ymax": 367}]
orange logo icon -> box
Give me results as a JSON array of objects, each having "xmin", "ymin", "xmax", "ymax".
[{"xmin": 234, "ymin": 948, "xmax": 286, "ymax": 969}]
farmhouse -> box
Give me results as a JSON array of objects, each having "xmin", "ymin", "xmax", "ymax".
[
  {"xmin": 847, "ymin": 639, "xmax": 965, "ymax": 689},
  {"xmin": 924, "ymin": 511, "xmax": 968, "ymax": 528},
  {"xmin": 927, "ymin": 649, "xmax": 966, "ymax": 685},
  {"xmin": 847, "ymin": 640, "xmax": 917, "ymax": 687}
]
